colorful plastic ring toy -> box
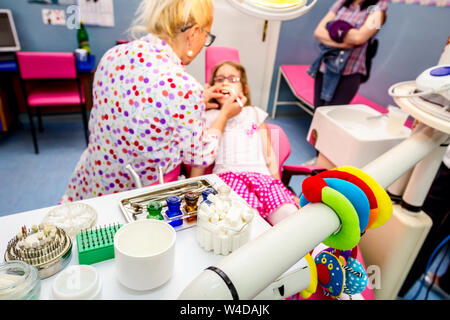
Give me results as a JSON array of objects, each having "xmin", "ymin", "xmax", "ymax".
[
  {"xmin": 335, "ymin": 166, "xmax": 393, "ymax": 229},
  {"xmin": 315, "ymin": 170, "xmax": 378, "ymax": 231},
  {"xmin": 301, "ymin": 178, "xmax": 370, "ymax": 233}
]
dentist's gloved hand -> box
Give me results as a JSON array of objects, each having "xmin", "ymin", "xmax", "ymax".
[
  {"xmin": 203, "ymin": 84, "xmax": 223, "ymax": 110},
  {"xmin": 221, "ymin": 91, "xmax": 247, "ymax": 119},
  {"xmin": 207, "ymin": 89, "xmax": 246, "ymax": 137}
]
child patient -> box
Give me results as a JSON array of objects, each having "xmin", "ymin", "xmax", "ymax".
[{"xmin": 197, "ymin": 61, "xmax": 299, "ymax": 225}]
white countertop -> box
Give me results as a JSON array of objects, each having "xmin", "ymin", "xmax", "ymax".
[{"xmin": 0, "ymin": 174, "xmax": 308, "ymax": 300}]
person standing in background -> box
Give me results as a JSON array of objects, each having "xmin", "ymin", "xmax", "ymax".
[{"xmin": 311, "ymin": 0, "xmax": 388, "ymax": 107}]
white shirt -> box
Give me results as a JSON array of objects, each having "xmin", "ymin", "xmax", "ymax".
[{"xmin": 204, "ymin": 106, "xmax": 270, "ymax": 175}]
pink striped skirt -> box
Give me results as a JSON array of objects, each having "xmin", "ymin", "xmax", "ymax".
[{"xmin": 218, "ymin": 171, "xmax": 299, "ymax": 220}]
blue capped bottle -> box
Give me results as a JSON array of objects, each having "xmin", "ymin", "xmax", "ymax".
[
  {"xmin": 201, "ymin": 188, "xmax": 216, "ymax": 205},
  {"xmin": 166, "ymin": 196, "xmax": 183, "ymax": 227}
]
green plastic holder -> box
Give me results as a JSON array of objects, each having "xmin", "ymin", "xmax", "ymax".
[{"xmin": 76, "ymin": 223, "xmax": 123, "ymax": 265}]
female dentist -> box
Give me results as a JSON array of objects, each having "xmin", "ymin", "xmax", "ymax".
[{"xmin": 62, "ymin": 0, "xmax": 242, "ymax": 202}]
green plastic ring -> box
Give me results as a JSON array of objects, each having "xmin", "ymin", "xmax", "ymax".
[{"xmin": 321, "ymin": 186, "xmax": 361, "ymax": 250}]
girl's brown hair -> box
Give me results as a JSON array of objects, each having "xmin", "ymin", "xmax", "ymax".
[{"xmin": 208, "ymin": 61, "xmax": 251, "ymax": 106}]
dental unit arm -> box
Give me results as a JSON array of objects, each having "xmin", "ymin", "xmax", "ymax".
[{"xmin": 179, "ymin": 118, "xmax": 449, "ymax": 300}]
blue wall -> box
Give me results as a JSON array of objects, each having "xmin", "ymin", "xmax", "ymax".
[
  {"xmin": 3, "ymin": 0, "xmax": 450, "ymax": 112},
  {"xmin": 269, "ymin": 0, "xmax": 450, "ymax": 112},
  {"xmin": 3, "ymin": 0, "xmax": 141, "ymax": 61}
]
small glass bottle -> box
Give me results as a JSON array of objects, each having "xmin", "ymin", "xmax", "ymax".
[
  {"xmin": 166, "ymin": 196, "xmax": 183, "ymax": 227},
  {"xmin": 184, "ymin": 192, "xmax": 199, "ymax": 222},
  {"xmin": 146, "ymin": 201, "xmax": 164, "ymax": 221},
  {"xmin": 77, "ymin": 21, "xmax": 90, "ymax": 55}
]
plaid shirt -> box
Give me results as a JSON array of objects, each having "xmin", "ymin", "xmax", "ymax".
[{"xmin": 320, "ymin": 0, "xmax": 388, "ymax": 76}]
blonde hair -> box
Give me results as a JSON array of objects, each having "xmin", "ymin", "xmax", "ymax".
[
  {"xmin": 129, "ymin": 0, "xmax": 214, "ymax": 40},
  {"xmin": 209, "ymin": 61, "xmax": 252, "ymax": 106}
]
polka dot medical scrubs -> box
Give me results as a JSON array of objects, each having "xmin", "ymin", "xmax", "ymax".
[{"xmin": 62, "ymin": 33, "xmax": 220, "ymax": 202}]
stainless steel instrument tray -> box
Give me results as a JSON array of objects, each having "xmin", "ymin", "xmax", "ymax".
[{"xmin": 119, "ymin": 178, "xmax": 217, "ymax": 231}]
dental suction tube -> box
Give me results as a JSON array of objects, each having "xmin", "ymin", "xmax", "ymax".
[{"xmin": 179, "ymin": 117, "xmax": 449, "ymax": 300}]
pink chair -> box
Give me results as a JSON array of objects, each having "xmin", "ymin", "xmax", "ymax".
[
  {"xmin": 205, "ymin": 46, "xmax": 240, "ymax": 83},
  {"xmin": 16, "ymin": 52, "xmax": 89, "ymax": 154},
  {"xmin": 271, "ymin": 64, "xmax": 389, "ymax": 118},
  {"xmin": 264, "ymin": 123, "xmax": 323, "ymax": 185}
]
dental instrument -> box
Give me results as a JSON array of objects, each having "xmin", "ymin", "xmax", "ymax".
[{"xmin": 228, "ymin": 87, "xmax": 244, "ymax": 107}]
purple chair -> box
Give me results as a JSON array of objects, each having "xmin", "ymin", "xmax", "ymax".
[{"xmin": 16, "ymin": 52, "xmax": 89, "ymax": 154}]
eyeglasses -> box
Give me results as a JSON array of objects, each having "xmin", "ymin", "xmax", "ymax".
[
  {"xmin": 181, "ymin": 25, "xmax": 216, "ymax": 47},
  {"xmin": 213, "ymin": 76, "xmax": 241, "ymax": 84}
]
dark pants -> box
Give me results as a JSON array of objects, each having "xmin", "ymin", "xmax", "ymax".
[
  {"xmin": 313, "ymin": 71, "xmax": 362, "ymax": 107},
  {"xmin": 399, "ymin": 163, "xmax": 450, "ymax": 297}
]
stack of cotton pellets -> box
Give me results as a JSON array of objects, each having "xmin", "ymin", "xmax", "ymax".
[
  {"xmin": 197, "ymin": 185, "xmax": 256, "ymax": 255},
  {"xmin": 4, "ymin": 224, "xmax": 72, "ymax": 279}
]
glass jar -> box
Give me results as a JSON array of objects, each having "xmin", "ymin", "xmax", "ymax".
[
  {"xmin": 166, "ymin": 196, "xmax": 183, "ymax": 227},
  {"xmin": 201, "ymin": 188, "xmax": 216, "ymax": 204},
  {"xmin": 0, "ymin": 261, "xmax": 41, "ymax": 300},
  {"xmin": 146, "ymin": 201, "xmax": 164, "ymax": 221},
  {"xmin": 184, "ymin": 192, "xmax": 199, "ymax": 222}
]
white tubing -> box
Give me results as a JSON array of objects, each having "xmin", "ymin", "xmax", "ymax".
[
  {"xmin": 402, "ymin": 144, "xmax": 448, "ymax": 208},
  {"xmin": 179, "ymin": 203, "xmax": 340, "ymax": 300},
  {"xmin": 363, "ymin": 124, "xmax": 449, "ymax": 189},
  {"xmin": 387, "ymin": 169, "xmax": 413, "ymax": 198}
]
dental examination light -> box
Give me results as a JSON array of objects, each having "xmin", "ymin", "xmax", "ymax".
[
  {"xmin": 179, "ymin": 66, "xmax": 450, "ymax": 300},
  {"xmin": 227, "ymin": 0, "xmax": 318, "ymax": 21}
]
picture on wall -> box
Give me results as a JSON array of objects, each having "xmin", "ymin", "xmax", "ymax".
[
  {"xmin": 41, "ymin": 8, "xmax": 66, "ymax": 25},
  {"xmin": 78, "ymin": 0, "xmax": 115, "ymax": 27}
]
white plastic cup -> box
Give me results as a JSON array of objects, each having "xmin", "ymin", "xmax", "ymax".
[
  {"xmin": 386, "ymin": 105, "xmax": 409, "ymax": 136},
  {"xmin": 114, "ymin": 219, "xmax": 176, "ymax": 291},
  {"xmin": 50, "ymin": 265, "xmax": 101, "ymax": 300}
]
